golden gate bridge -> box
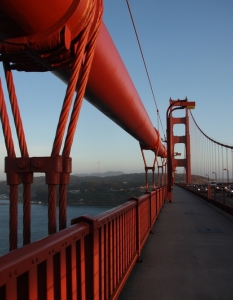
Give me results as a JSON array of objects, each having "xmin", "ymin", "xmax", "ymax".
[{"xmin": 0, "ymin": 1, "xmax": 233, "ymax": 299}]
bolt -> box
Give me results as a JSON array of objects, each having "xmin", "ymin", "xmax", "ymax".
[
  {"xmin": 33, "ymin": 160, "xmax": 43, "ymax": 169},
  {"xmin": 18, "ymin": 161, "xmax": 26, "ymax": 169}
]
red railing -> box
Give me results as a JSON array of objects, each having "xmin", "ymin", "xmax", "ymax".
[
  {"xmin": 0, "ymin": 186, "xmax": 166, "ymax": 300},
  {"xmin": 177, "ymin": 184, "xmax": 233, "ymax": 215}
]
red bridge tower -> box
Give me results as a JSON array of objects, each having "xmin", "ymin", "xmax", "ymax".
[{"xmin": 167, "ymin": 98, "xmax": 195, "ymax": 201}]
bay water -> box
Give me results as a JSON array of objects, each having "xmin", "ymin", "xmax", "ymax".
[{"xmin": 0, "ymin": 199, "xmax": 113, "ymax": 256}]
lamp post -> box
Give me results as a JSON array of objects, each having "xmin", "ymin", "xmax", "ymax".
[
  {"xmin": 166, "ymin": 98, "xmax": 195, "ymax": 202},
  {"xmin": 212, "ymin": 171, "xmax": 217, "ymax": 181},
  {"xmin": 223, "ymin": 168, "xmax": 229, "ymax": 184},
  {"xmin": 205, "ymin": 174, "xmax": 209, "ymax": 183}
]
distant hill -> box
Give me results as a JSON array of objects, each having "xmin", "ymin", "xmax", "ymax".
[
  {"xmin": 0, "ymin": 173, "xmax": 207, "ymax": 206},
  {"xmin": 74, "ymin": 171, "xmax": 124, "ymax": 177}
]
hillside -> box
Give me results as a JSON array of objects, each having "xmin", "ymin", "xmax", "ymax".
[
  {"xmin": 0, "ymin": 173, "xmax": 147, "ymax": 205},
  {"xmin": 0, "ymin": 173, "xmax": 204, "ymax": 205}
]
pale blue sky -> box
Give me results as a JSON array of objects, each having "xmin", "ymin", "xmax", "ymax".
[{"xmin": 0, "ymin": 0, "xmax": 232, "ymax": 179}]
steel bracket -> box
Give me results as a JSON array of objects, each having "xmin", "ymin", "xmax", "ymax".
[{"xmin": 4, "ymin": 156, "xmax": 70, "ymax": 185}]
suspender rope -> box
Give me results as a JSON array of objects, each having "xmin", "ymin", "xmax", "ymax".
[
  {"xmin": 0, "ymin": 79, "xmax": 19, "ymax": 251},
  {"xmin": 3, "ymin": 63, "xmax": 33, "ymax": 246},
  {"xmin": 59, "ymin": 0, "xmax": 103, "ymax": 230},
  {"xmin": 50, "ymin": 0, "xmax": 103, "ymax": 232},
  {"xmin": 0, "ymin": 0, "xmax": 104, "ymax": 242}
]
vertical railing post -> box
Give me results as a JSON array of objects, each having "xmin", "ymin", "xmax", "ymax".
[
  {"xmin": 129, "ymin": 198, "xmax": 141, "ymax": 262},
  {"xmin": 150, "ymin": 192, "xmax": 153, "ymax": 230},
  {"xmin": 146, "ymin": 191, "xmax": 153, "ymax": 231},
  {"xmin": 71, "ymin": 215, "xmax": 99, "ymax": 299}
]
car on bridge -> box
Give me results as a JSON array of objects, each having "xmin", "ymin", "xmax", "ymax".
[
  {"xmin": 197, "ymin": 185, "xmax": 208, "ymax": 192},
  {"xmin": 226, "ymin": 184, "xmax": 233, "ymax": 197},
  {"xmin": 215, "ymin": 182, "xmax": 227, "ymax": 192},
  {"xmin": 210, "ymin": 181, "xmax": 217, "ymax": 188}
]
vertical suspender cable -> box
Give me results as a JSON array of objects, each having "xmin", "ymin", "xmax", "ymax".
[
  {"xmin": 0, "ymin": 79, "xmax": 18, "ymax": 251},
  {"xmin": 231, "ymin": 150, "xmax": 233, "ymax": 182},
  {"xmin": 227, "ymin": 148, "xmax": 228, "ymax": 182},
  {"xmin": 214, "ymin": 143, "xmax": 216, "ymax": 180},
  {"xmin": 48, "ymin": 1, "xmax": 99, "ymax": 234},
  {"xmin": 222, "ymin": 146, "xmax": 223, "ymax": 181},
  {"xmin": 217, "ymin": 145, "xmax": 219, "ymax": 181},
  {"xmin": 3, "ymin": 62, "xmax": 32, "ymax": 246},
  {"xmin": 59, "ymin": 0, "xmax": 103, "ymax": 230}
]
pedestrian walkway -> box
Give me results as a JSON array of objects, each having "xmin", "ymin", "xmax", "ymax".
[{"xmin": 119, "ymin": 186, "xmax": 233, "ymax": 300}]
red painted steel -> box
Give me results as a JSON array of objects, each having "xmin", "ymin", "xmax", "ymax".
[
  {"xmin": 55, "ymin": 22, "xmax": 167, "ymax": 157},
  {"xmin": 0, "ymin": 187, "xmax": 166, "ymax": 299},
  {"xmin": 0, "ymin": 1, "xmax": 168, "ymax": 299},
  {"xmin": 166, "ymin": 99, "xmax": 195, "ymax": 201},
  {"xmin": 0, "ymin": 0, "xmax": 166, "ymax": 157}
]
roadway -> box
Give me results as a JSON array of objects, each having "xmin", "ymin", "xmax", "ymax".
[
  {"xmin": 119, "ymin": 186, "xmax": 233, "ymax": 300},
  {"xmin": 195, "ymin": 188, "xmax": 233, "ymax": 208}
]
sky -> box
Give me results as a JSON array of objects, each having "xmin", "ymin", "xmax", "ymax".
[{"xmin": 0, "ymin": 0, "xmax": 233, "ymax": 179}]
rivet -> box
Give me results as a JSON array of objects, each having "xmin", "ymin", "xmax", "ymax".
[
  {"xmin": 33, "ymin": 160, "xmax": 43, "ymax": 169},
  {"xmin": 18, "ymin": 161, "xmax": 26, "ymax": 169}
]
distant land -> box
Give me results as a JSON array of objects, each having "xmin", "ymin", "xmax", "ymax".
[
  {"xmin": 74, "ymin": 171, "xmax": 124, "ymax": 177},
  {"xmin": 0, "ymin": 172, "xmax": 206, "ymax": 206}
]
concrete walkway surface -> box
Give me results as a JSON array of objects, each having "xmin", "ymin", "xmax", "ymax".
[{"xmin": 119, "ymin": 186, "xmax": 233, "ymax": 300}]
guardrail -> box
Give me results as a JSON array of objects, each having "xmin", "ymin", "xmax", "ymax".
[
  {"xmin": 0, "ymin": 186, "xmax": 166, "ymax": 300},
  {"xmin": 177, "ymin": 184, "xmax": 233, "ymax": 215}
]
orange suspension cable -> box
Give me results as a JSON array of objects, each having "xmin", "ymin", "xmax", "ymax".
[
  {"xmin": 3, "ymin": 62, "xmax": 33, "ymax": 245},
  {"xmin": 0, "ymin": 79, "xmax": 16, "ymax": 158},
  {"xmin": 3, "ymin": 62, "xmax": 29, "ymax": 158},
  {"xmin": 62, "ymin": 0, "xmax": 103, "ymax": 157},
  {"xmin": 48, "ymin": 4, "xmax": 97, "ymax": 234},
  {"xmin": 59, "ymin": 0, "xmax": 103, "ymax": 230},
  {"xmin": 0, "ymin": 79, "xmax": 19, "ymax": 251}
]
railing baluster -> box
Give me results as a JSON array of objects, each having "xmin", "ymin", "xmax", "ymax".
[
  {"xmin": 6, "ymin": 278, "xmax": 17, "ymax": 300},
  {"xmin": 60, "ymin": 248, "xmax": 67, "ymax": 300},
  {"xmin": 47, "ymin": 256, "xmax": 54, "ymax": 299},
  {"xmin": 0, "ymin": 188, "xmax": 167, "ymax": 300},
  {"xmin": 70, "ymin": 243, "xmax": 77, "ymax": 300},
  {"xmin": 109, "ymin": 221, "xmax": 113, "ymax": 295},
  {"xmin": 99, "ymin": 226, "xmax": 105, "ymax": 300},
  {"xmin": 29, "ymin": 267, "xmax": 37, "ymax": 300},
  {"xmin": 105, "ymin": 224, "xmax": 109, "ymax": 298},
  {"xmin": 80, "ymin": 237, "xmax": 86, "ymax": 300}
]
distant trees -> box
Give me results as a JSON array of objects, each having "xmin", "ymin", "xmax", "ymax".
[{"xmin": 0, "ymin": 173, "xmax": 147, "ymax": 205}]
